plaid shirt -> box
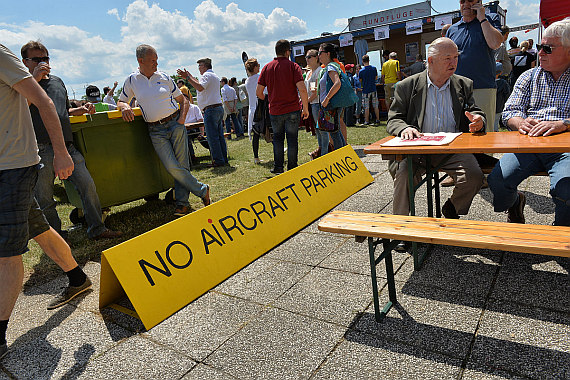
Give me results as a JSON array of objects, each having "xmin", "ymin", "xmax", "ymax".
[{"xmin": 502, "ymin": 67, "xmax": 570, "ymax": 123}]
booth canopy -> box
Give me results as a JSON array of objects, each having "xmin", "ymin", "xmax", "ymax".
[{"xmin": 540, "ymin": 0, "xmax": 570, "ymax": 27}]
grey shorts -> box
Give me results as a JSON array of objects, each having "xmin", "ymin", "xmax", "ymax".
[{"xmin": 0, "ymin": 165, "xmax": 50, "ymax": 258}]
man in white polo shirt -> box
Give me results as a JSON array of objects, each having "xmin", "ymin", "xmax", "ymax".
[
  {"xmin": 177, "ymin": 58, "xmax": 228, "ymax": 167},
  {"xmin": 117, "ymin": 44, "xmax": 210, "ymax": 216}
]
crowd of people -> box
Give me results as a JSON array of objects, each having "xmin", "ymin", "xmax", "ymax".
[{"xmin": 1, "ymin": 0, "xmax": 569, "ymax": 361}]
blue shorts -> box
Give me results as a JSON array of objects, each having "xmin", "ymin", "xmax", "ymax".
[{"xmin": 0, "ymin": 165, "xmax": 49, "ymax": 258}]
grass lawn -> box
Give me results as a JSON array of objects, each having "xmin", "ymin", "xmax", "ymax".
[{"xmin": 23, "ymin": 122, "xmax": 389, "ymax": 287}]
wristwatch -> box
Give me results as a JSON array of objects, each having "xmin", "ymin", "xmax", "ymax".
[{"xmin": 563, "ymin": 119, "xmax": 570, "ymax": 131}]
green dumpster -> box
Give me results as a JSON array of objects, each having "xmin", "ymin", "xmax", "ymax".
[{"xmin": 64, "ymin": 109, "xmax": 173, "ymax": 213}]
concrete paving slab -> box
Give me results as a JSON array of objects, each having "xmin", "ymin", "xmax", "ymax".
[
  {"xmin": 461, "ymin": 364, "xmax": 528, "ymax": 379},
  {"xmin": 395, "ymin": 245, "xmax": 501, "ymax": 298},
  {"xmin": 204, "ymin": 307, "xmax": 345, "ymax": 380},
  {"xmin": 353, "ymin": 281, "xmax": 485, "ymax": 359},
  {"xmin": 468, "ymin": 299, "xmax": 570, "ymax": 379},
  {"xmin": 146, "ymin": 292, "xmax": 264, "ymax": 361},
  {"xmin": 182, "ymin": 363, "xmax": 239, "ymax": 379},
  {"xmin": 319, "ymin": 237, "xmax": 410, "ymax": 277},
  {"xmin": 2, "ymin": 310, "xmax": 131, "ymax": 379},
  {"xmin": 214, "ymin": 257, "xmax": 312, "ymax": 305},
  {"xmin": 0, "ymin": 370, "xmax": 9, "ymax": 380},
  {"xmin": 490, "ymin": 254, "xmax": 570, "ymax": 313},
  {"xmin": 265, "ymin": 232, "xmax": 344, "ymax": 266},
  {"xmin": 75, "ymin": 335, "xmax": 195, "ymax": 379},
  {"xmin": 99, "ymin": 297, "xmax": 146, "ymax": 333},
  {"xmin": 314, "ymin": 331, "xmax": 462, "ymax": 380},
  {"xmin": 274, "ymin": 266, "xmax": 372, "ymax": 326},
  {"xmin": 334, "ymin": 194, "xmax": 382, "ymax": 214}
]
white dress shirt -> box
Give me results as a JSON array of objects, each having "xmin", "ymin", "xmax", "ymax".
[
  {"xmin": 196, "ymin": 69, "xmax": 222, "ymax": 111},
  {"xmin": 184, "ymin": 104, "xmax": 203, "ymax": 123}
]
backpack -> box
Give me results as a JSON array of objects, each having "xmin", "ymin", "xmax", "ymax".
[{"xmin": 318, "ymin": 63, "xmax": 358, "ymax": 109}]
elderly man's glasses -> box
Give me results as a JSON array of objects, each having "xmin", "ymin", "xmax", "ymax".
[
  {"xmin": 24, "ymin": 56, "xmax": 50, "ymax": 63},
  {"xmin": 536, "ymin": 44, "xmax": 556, "ymax": 54}
]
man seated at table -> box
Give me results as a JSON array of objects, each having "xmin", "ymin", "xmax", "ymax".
[
  {"xmin": 387, "ymin": 37, "xmax": 485, "ymax": 224},
  {"xmin": 488, "ymin": 18, "xmax": 570, "ymax": 226}
]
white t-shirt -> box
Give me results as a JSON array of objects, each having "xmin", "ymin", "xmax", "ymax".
[
  {"xmin": 245, "ymin": 73, "xmax": 260, "ymax": 136},
  {"xmin": 103, "ymin": 94, "xmax": 117, "ymax": 106},
  {"xmin": 196, "ymin": 69, "xmax": 222, "ymax": 110},
  {"xmin": 319, "ymin": 64, "xmax": 338, "ymax": 104},
  {"xmin": 220, "ymin": 84, "xmax": 237, "ymax": 102},
  {"xmin": 118, "ymin": 69, "xmax": 182, "ymax": 123},
  {"xmin": 184, "ymin": 104, "xmax": 203, "ymax": 123},
  {"xmin": 305, "ymin": 67, "xmax": 322, "ymax": 105}
]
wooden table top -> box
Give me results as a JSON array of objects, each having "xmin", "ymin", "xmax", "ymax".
[{"xmin": 364, "ymin": 131, "xmax": 570, "ymax": 155}]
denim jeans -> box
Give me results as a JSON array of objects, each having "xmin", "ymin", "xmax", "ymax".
[
  {"xmin": 225, "ymin": 112, "xmax": 244, "ymax": 137},
  {"xmin": 36, "ymin": 143, "xmax": 106, "ymax": 238},
  {"xmin": 355, "ymin": 91, "xmax": 363, "ymax": 118},
  {"xmin": 269, "ymin": 111, "xmax": 300, "ymax": 171},
  {"xmin": 148, "ymin": 120, "xmax": 208, "ymax": 208},
  {"xmin": 488, "ymin": 152, "xmax": 570, "ymax": 226},
  {"xmin": 203, "ymin": 105, "xmax": 228, "ymax": 165}
]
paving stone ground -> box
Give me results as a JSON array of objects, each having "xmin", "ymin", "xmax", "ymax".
[{"xmin": 1, "ymin": 146, "xmax": 568, "ymax": 379}]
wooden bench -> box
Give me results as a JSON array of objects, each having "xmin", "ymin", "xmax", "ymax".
[{"xmin": 318, "ymin": 211, "xmax": 570, "ymax": 322}]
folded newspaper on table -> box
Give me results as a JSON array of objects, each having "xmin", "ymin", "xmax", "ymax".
[{"xmin": 381, "ymin": 132, "xmax": 462, "ymax": 146}]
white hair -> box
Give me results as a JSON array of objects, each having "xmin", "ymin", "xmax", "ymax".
[
  {"xmin": 389, "ymin": 52, "xmax": 397, "ymax": 59},
  {"xmin": 544, "ymin": 17, "xmax": 570, "ymax": 48},
  {"xmin": 426, "ymin": 37, "xmax": 458, "ymax": 65}
]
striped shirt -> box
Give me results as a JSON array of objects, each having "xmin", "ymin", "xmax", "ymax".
[
  {"xmin": 502, "ymin": 67, "xmax": 570, "ymax": 123},
  {"xmin": 423, "ymin": 72, "xmax": 456, "ymax": 133}
]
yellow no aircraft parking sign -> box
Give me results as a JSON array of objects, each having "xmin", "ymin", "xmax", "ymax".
[{"xmin": 99, "ymin": 145, "xmax": 374, "ymax": 329}]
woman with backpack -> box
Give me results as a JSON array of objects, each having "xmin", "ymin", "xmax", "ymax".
[{"xmin": 317, "ymin": 43, "xmax": 347, "ymax": 155}]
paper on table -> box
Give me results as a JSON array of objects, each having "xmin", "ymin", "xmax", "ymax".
[{"xmin": 381, "ymin": 132, "xmax": 462, "ymax": 146}]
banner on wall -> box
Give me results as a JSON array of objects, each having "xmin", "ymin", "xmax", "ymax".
[
  {"xmin": 374, "ymin": 26, "xmax": 390, "ymax": 40},
  {"xmin": 434, "ymin": 15, "xmax": 453, "ymax": 30},
  {"xmin": 339, "ymin": 33, "xmax": 354, "ymax": 47},
  {"xmin": 406, "ymin": 19, "xmax": 423, "ymax": 35},
  {"xmin": 293, "ymin": 45, "xmax": 305, "ymax": 57}
]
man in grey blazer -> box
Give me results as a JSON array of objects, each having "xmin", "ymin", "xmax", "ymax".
[{"xmin": 387, "ymin": 37, "xmax": 486, "ymax": 221}]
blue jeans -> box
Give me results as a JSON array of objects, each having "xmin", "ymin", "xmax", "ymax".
[
  {"xmin": 355, "ymin": 91, "xmax": 363, "ymax": 118},
  {"xmin": 488, "ymin": 152, "xmax": 570, "ymax": 226},
  {"xmin": 148, "ymin": 120, "xmax": 208, "ymax": 208},
  {"xmin": 225, "ymin": 112, "xmax": 244, "ymax": 136},
  {"xmin": 36, "ymin": 143, "xmax": 106, "ymax": 238},
  {"xmin": 269, "ymin": 111, "xmax": 300, "ymax": 171},
  {"xmin": 203, "ymin": 105, "xmax": 228, "ymax": 165}
]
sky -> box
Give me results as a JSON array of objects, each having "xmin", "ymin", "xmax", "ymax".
[{"xmin": 1, "ymin": 0, "xmax": 540, "ymax": 99}]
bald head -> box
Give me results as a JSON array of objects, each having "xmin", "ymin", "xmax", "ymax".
[{"xmin": 427, "ymin": 37, "xmax": 458, "ymax": 62}]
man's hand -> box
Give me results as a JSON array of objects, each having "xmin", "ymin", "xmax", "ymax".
[
  {"xmin": 471, "ymin": 0, "xmax": 486, "ymax": 21},
  {"xmin": 465, "ymin": 111, "xmax": 484, "ymax": 132},
  {"xmin": 301, "ymin": 107, "xmax": 309, "ymax": 120},
  {"xmin": 117, "ymin": 102, "xmax": 135, "ymax": 122},
  {"xmin": 177, "ymin": 68, "xmax": 190, "ymax": 80},
  {"xmin": 32, "ymin": 62, "xmax": 50, "ymax": 82},
  {"xmin": 528, "ymin": 120, "xmax": 567, "ymax": 137},
  {"xmin": 400, "ymin": 127, "xmax": 422, "ymax": 140},
  {"xmin": 53, "ymin": 151, "xmax": 74, "ymax": 180},
  {"xmin": 512, "ymin": 117, "xmax": 538, "ymax": 135},
  {"xmin": 83, "ymin": 102, "xmax": 95, "ymax": 115}
]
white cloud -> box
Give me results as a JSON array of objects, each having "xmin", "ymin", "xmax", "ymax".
[
  {"xmin": 107, "ymin": 8, "xmax": 120, "ymax": 21},
  {"xmin": 333, "ymin": 18, "xmax": 348, "ymax": 31},
  {"xmin": 0, "ymin": 0, "xmax": 308, "ymax": 98},
  {"xmin": 501, "ymin": 0, "xmax": 540, "ymax": 26}
]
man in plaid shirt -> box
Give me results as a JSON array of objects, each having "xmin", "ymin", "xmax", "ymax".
[{"xmin": 488, "ymin": 18, "xmax": 570, "ymax": 226}]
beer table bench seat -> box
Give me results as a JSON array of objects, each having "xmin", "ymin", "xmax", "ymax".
[{"xmin": 318, "ymin": 210, "xmax": 570, "ymax": 322}]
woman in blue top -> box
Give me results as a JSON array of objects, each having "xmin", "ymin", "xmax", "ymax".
[{"xmin": 317, "ymin": 43, "xmax": 347, "ymax": 155}]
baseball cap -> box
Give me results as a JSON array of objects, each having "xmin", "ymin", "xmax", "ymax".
[
  {"xmin": 86, "ymin": 85, "xmax": 101, "ymax": 102},
  {"xmin": 345, "ymin": 64, "xmax": 354, "ymax": 71}
]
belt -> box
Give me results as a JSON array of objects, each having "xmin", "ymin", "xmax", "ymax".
[
  {"xmin": 203, "ymin": 103, "xmax": 222, "ymax": 111},
  {"xmin": 147, "ymin": 111, "xmax": 180, "ymax": 127}
]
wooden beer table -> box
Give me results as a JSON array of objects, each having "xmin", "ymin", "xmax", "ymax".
[{"xmin": 364, "ymin": 131, "xmax": 570, "ymax": 268}]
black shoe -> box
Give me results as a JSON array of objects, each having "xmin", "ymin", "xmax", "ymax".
[
  {"xmin": 47, "ymin": 277, "xmax": 92, "ymax": 310},
  {"xmin": 441, "ymin": 199, "xmax": 459, "ymax": 219},
  {"xmin": 507, "ymin": 192, "xmax": 526, "ymax": 224},
  {"xmin": 394, "ymin": 241, "xmax": 409, "ymax": 252},
  {"xmin": 270, "ymin": 168, "xmax": 284, "ymax": 174}
]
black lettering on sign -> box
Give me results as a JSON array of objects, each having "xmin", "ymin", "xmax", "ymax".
[
  {"xmin": 284, "ymin": 183, "xmax": 301, "ymax": 202},
  {"xmin": 165, "ymin": 241, "xmax": 193, "ymax": 269},
  {"xmin": 202, "ymin": 219, "xmax": 224, "ymax": 255},
  {"xmin": 316, "ymin": 169, "xmax": 332, "ymax": 187},
  {"xmin": 219, "ymin": 215, "xmax": 245, "ymax": 242},
  {"xmin": 310, "ymin": 175, "xmax": 324, "ymax": 193},
  {"xmin": 237, "ymin": 207, "xmax": 257, "ymax": 230},
  {"xmin": 139, "ymin": 251, "xmax": 172, "ymax": 287},
  {"xmin": 251, "ymin": 200, "xmax": 273, "ymax": 223},
  {"xmin": 336, "ymin": 160, "xmax": 351, "ymax": 176},
  {"xmin": 267, "ymin": 195, "xmax": 285, "ymax": 216},
  {"xmin": 345, "ymin": 156, "xmax": 358, "ymax": 171},
  {"xmin": 326, "ymin": 165, "xmax": 341, "ymax": 181},
  {"xmin": 300, "ymin": 177, "xmax": 312, "ymax": 196},
  {"xmin": 276, "ymin": 187, "xmax": 291, "ymax": 210}
]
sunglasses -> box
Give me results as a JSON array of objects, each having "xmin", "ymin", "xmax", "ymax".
[
  {"xmin": 24, "ymin": 56, "xmax": 50, "ymax": 63},
  {"xmin": 536, "ymin": 44, "xmax": 556, "ymax": 54},
  {"xmin": 305, "ymin": 55, "xmax": 315, "ymax": 59}
]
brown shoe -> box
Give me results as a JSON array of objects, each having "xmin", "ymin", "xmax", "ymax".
[
  {"xmin": 174, "ymin": 206, "xmax": 190, "ymax": 217},
  {"xmin": 441, "ymin": 175, "xmax": 455, "ymax": 187},
  {"xmin": 507, "ymin": 192, "xmax": 526, "ymax": 224},
  {"xmin": 202, "ymin": 185, "xmax": 211, "ymax": 207},
  {"xmin": 441, "ymin": 199, "xmax": 459, "ymax": 219},
  {"xmin": 93, "ymin": 229, "xmax": 123, "ymax": 240}
]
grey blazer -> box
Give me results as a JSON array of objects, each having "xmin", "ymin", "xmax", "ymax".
[{"xmin": 386, "ymin": 72, "xmax": 486, "ymax": 138}]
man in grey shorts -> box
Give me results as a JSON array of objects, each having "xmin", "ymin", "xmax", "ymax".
[{"xmin": 0, "ymin": 44, "xmax": 91, "ymax": 361}]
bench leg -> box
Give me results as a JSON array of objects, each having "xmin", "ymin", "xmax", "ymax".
[{"xmin": 368, "ymin": 237, "xmax": 398, "ymax": 322}]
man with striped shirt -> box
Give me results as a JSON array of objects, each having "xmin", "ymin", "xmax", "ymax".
[
  {"xmin": 488, "ymin": 18, "xmax": 570, "ymax": 226},
  {"xmin": 387, "ymin": 38, "xmax": 485, "ymax": 227}
]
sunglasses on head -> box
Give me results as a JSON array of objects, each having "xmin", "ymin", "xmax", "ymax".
[
  {"xmin": 25, "ymin": 56, "xmax": 50, "ymax": 63},
  {"xmin": 536, "ymin": 44, "xmax": 556, "ymax": 54}
]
